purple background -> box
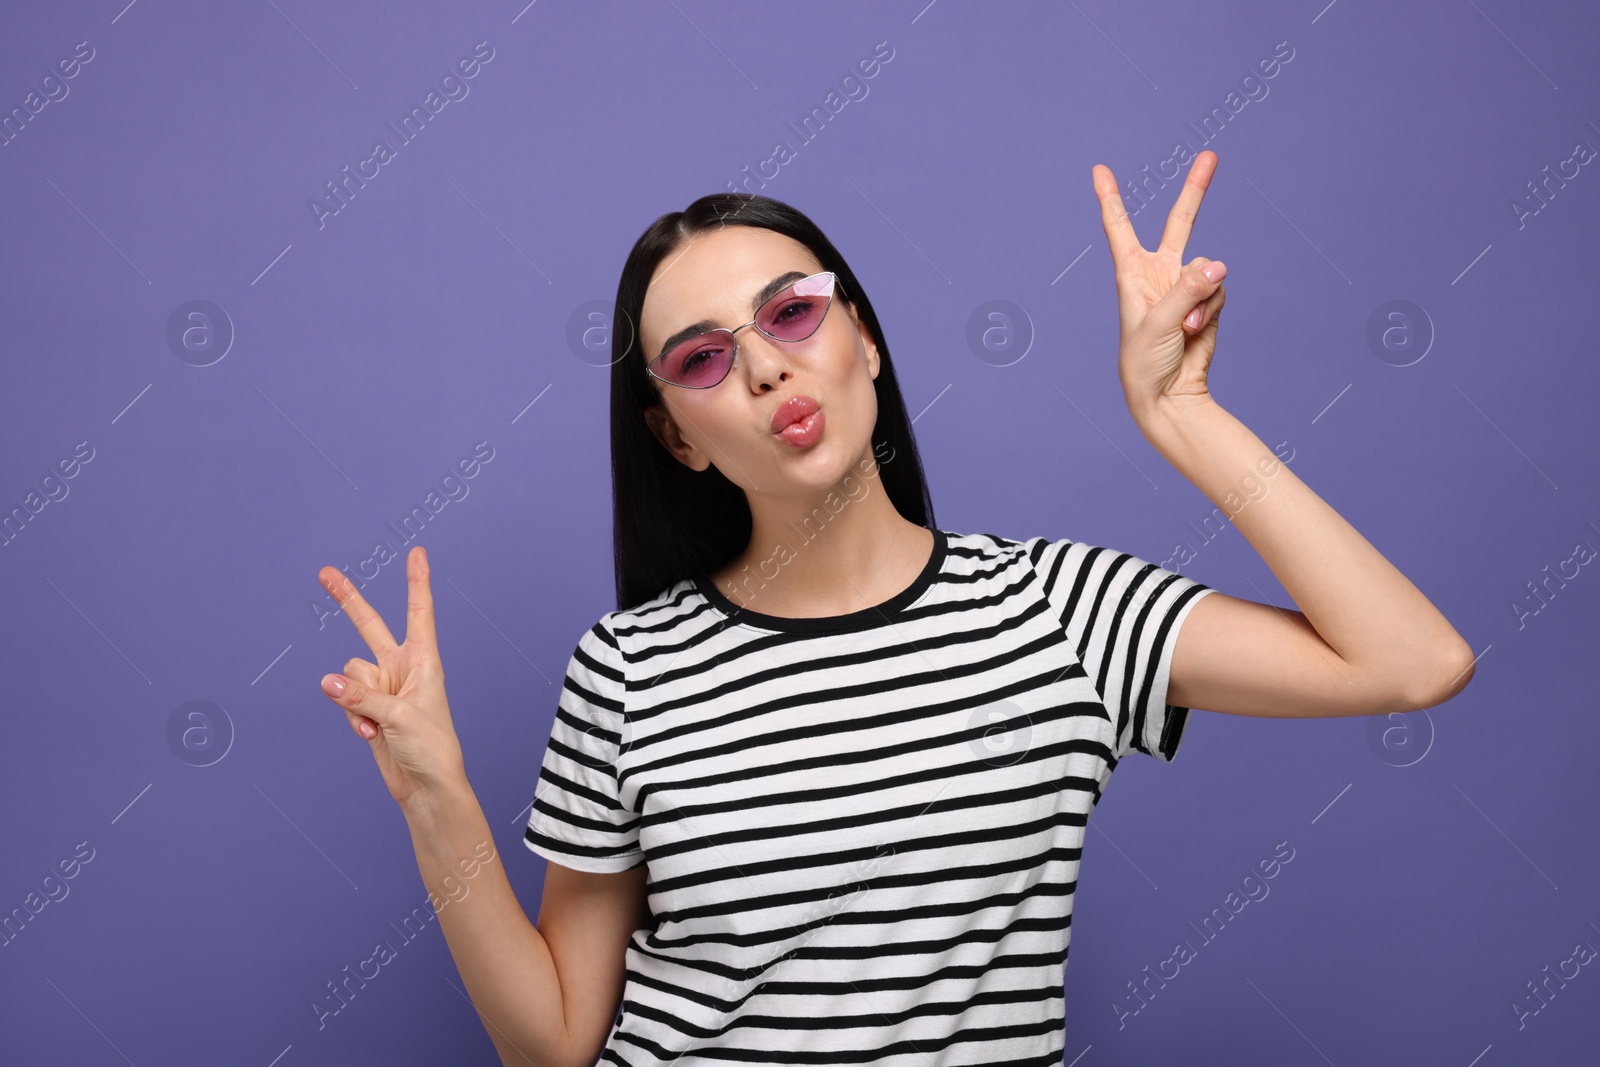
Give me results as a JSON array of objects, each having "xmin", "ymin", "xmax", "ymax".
[{"xmin": 3, "ymin": 0, "xmax": 1597, "ymax": 1063}]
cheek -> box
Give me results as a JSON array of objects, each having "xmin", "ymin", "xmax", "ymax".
[
  {"xmin": 681, "ymin": 398, "xmax": 747, "ymax": 448},
  {"xmin": 834, "ymin": 354, "xmax": 879, "ymax": 431},
  {"xmin": 855, "ymin": 373, "xmax": 880, "ymax": 428},
  {"xmin": 828, "ymin": 325, "xmax": 872, "ymax": 378}
]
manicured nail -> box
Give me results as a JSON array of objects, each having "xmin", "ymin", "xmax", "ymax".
[
  {"xmin": 1202, "ymin": 261, "xmax": 1225, "ymax": 283},
  {"xmin": 1185, "ymin": 308, "xmax": 1202, "ymax": 329},
  {"xmin": 322, "ymin": 674, "xmax": 346, "ymax": 697},
  {"xmin": 359, "ymin": 721, "xmax": 376, "ymax": 739}
]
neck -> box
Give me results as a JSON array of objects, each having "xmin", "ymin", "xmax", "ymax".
[{"xmin": 714, "ymin": 454, "xmax": 930, "ymax": 619}]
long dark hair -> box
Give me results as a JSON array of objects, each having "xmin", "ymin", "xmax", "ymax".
[{"xmin": 609, "ymin": 193, "xmax": 936, "ymax": 611}]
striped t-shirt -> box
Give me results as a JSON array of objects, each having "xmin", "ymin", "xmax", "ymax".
[{"xmin": 524, "ymin": 528, "xmax": 1216, "ymax": 1065}]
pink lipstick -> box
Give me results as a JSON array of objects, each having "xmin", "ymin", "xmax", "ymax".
[{"xmin": 771, "ymin": 395, "xmax": 823, "ymax": 447}]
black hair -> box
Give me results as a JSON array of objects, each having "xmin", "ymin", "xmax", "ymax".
[{"xmin": 608, "ymin": 192, "xmax": 936, "ymax": 611}]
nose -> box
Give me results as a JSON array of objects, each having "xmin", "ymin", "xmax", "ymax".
[{"xmin": 731, "ymin": 324, "xmax": 794, "ymax": 390}]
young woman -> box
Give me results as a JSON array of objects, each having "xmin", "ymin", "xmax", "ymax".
[{"xmin": 316, "ymin": 151, "xmax": 1475, "ymax": 1067}]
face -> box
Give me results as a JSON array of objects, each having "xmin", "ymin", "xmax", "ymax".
[{"xmin": 638, "ymin": 225, "xmax": 882, "ymax": 501}]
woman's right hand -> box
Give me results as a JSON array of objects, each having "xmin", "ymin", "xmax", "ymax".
[{"xmin": 316, "ymin": 545, "xmax": 467, "ymax": 814}]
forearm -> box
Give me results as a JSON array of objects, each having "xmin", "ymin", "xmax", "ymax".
[
  {"xmin": 1136, "ymin": 396, "xmax": 1474, "ymax": 697},
  {"xmin": 402, "ymin": 779, "xmax": 571, "ymax": 1067}
]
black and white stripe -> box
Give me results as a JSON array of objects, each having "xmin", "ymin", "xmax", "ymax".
[{"xmin": 526, "ymin": 529, "xmax": 1215, "ymax": 1064}]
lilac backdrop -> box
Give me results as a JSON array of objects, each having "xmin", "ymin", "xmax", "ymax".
[{"xmin": 3, "ymin": 0, "xmax": 1597, "ymax": 1063}]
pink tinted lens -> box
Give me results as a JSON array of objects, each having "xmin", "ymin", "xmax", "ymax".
[
  {"xmin": 652, "ymin": 274, "xmax": 835, "ymax": 388},
  {"xmin": 655, "ymin": 332, "xmax": 735, "ymax": 388},
  {"xmin": 758, "ymin": 275, "xmax": 833, "ymax": 340}
]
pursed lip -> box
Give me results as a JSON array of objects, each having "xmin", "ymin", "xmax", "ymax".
[{"xmin": 770, "ymin": 395, "xmax": 820, "ymax": 434}]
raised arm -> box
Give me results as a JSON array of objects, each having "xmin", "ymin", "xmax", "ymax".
[
  {"xmin": 315, "ymin": 547, "xmax": 643, "ymax": 1065},
  {"xmin": 1089, "ymin": 152, "xmax": 1475, "ymax": 719},
  {"xmin": 1150, "ymin": 403, "xmax": 1474, "ymax": 717}
]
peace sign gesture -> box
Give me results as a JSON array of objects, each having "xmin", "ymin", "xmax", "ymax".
[
  {"xmin": 317, "ymin": 545, "xmax": 466, "ymax": 813},
  {"xmin": 1092, "ymin": 150, "xmax": 1227, "ymax": 421}
]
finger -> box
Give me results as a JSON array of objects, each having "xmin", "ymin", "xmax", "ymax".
[
  {"xmin": 320, "ymin": 672, "xmax": 401, "ymax": 729},
  {"xmin": 342, "ymin": 658, "xmax": 380, "ymax": 687},
  {"xmin": 338, "ymin": 659, "xmax": 387, "ymax": 739},
  {"xmin": 1091, "ymin": 163, "xmax": 1145, "ymax": 269},
  {"xmin": 405, "ymin": 546, "xmax": 439, "ymax": 653},
  {"xmin": 317, "ymin": 566, "xmax": 398, "ymax": 658},
  {"xmin": 1157, "ymin": 258, "xmax": 1226, "ymax": 334},
  {"xmin": 1184, "ymin": 283, "xmax": 1226, "ymax": 332},
  {"xmin": 1156, "ymin": 151, "xmax": 1218, "ymax": 261},
  {"xmin": 343, "ymin": 707, "xmax": 380, "ymax": 741},
  {"xmin": 1184, "ymin": 281, "xmax": 1228, "ymax": 331},
  {"xmin": 332, "ymin": 659, "xmax": 382, "ymax": 739}
]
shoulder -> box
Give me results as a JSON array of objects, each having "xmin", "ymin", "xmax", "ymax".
[
  {"xmin": 942, "ymin": 528, "xmax": 1064, "ymax": 574},
  {"xmin": 934, "ymin": 530, "xmax": 1067, "ymax": 603},
  {"xmin": 942, "ymin": 531, "xmax": 1177, "ymax": 610},
  {"xmin": 587, "ymin": 577, "xmax": 708, "ymax": 661}
]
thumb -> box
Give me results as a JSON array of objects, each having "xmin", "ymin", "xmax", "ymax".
[
  {"xmin": 321, "ymin": 673, "xmax": 402, "ymax": 740},
  {"xmin": 1156, "ymin": 258, "xmax": 1226, "ymax": 333}
]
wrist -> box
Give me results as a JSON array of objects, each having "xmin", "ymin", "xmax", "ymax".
[
  {"xmin": 1133, "ymin": 392, "xmax": 1225, "ymax": 446},
  {"xmin": 400, "ymin": 772, "xmax": 479, "ymax": 832}
]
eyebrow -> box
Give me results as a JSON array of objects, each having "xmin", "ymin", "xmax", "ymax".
[{"xmin": 653, "ymin": 271, "xmax": 811, "ymax": 362}]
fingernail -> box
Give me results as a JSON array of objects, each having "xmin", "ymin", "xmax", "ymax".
[
  {"xmin": 1202, "ymin": 261, "xmax": 1225, "ymax": 283},
  {"xmin": 359, "ymin": 721, "xmax": 376, "ymax": 739},
  {"xmin": 1185, "ymin": 308, "xmax": 1202, "ymax": 329},
  {"xmin": 322, "ymin": 674, "xmax": 347, "ymax": 697}
]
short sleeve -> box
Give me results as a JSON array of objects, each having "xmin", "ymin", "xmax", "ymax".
[
  {"xmin": 523, "ymin": 615, "xmax": 644, "ymax": 872},
  {"xmin": 1027, "ymin": 537, "xmax": 1217, "ymax": 763}
]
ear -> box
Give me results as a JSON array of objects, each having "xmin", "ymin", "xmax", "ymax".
[
  {"xmin": 849, "ymin": 302, "xmax": 881, "ymax": 380},
  {"xmin": 643, "ymin": 403, "xmax": 712, "ymax": 472}
]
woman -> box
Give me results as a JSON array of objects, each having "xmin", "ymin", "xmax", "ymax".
[{"xmin": 316, "ymin": 151, "xmax": 1475, "ymax": 1066}]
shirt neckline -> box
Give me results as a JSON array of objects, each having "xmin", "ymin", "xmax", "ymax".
[{"xmin": 692, "ymin": 528, "xmax": 949, "ymax": 634}]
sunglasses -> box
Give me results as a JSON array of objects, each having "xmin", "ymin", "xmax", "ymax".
[{"xmin": 645, "ymin": 271, "xmax": 843, "ymax": 390}]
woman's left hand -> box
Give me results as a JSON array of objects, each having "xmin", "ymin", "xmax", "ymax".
[{"xmin": 1091, "ymin": 150, "xmax": 1226, "ymax": 421}]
